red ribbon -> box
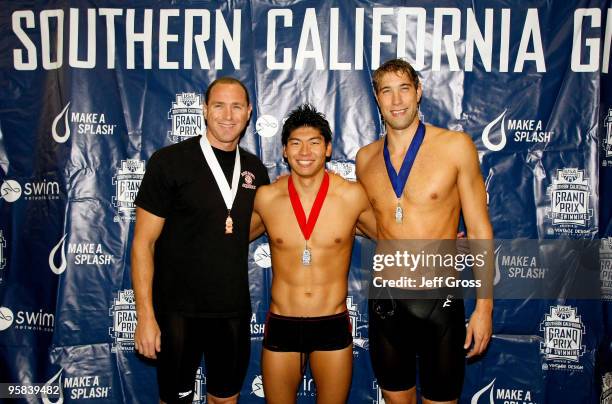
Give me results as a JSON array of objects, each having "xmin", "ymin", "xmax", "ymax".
[{"xmin": 288, "ymin": 172, "xmax": 330, "ymax": 241}]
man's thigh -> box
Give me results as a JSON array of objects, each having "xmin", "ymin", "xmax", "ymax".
[
  {"xmin": 261, "ymin": 348, "xmax": 303, "ymax": 404},
  {"xmin": 202, "ymin": 316, "xmax": 251, "ymax": 399},
  {"xmin": 156, "ymin": 313, "xmax": 204, "ymax": 404},
  {"xmin": 368, "ymin": 299, "xmax": 417, "ymax": 391},
  {"xmin": 309, "ymin": 345, "xmax": 353, "ymax": 404}
]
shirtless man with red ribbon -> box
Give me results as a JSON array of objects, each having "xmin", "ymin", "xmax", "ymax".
[{"xmin": 250, "ymin": 104, "xmax": 376, "ymax": 404}]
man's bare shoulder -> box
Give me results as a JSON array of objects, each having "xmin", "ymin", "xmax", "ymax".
[
  {"xmin": 329, "ymin": 173, "xmax": 368, "ymax": 203},
  {"xmin": 427, "ymin": 125, "xmax": 479, "ymax": 169},
  {"xmin": 256, "ymin": 175, "xmax": 287, "ymax": 201},
  {"xmin": 356, "ymin": 138, "xmax": 383, "ymax": 166},
  {"xmin": 427, "ymin": 125, "xmax": 475, "ymax": 150}
]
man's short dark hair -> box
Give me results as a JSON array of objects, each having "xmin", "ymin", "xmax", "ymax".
[
  {"xmin": 372, "ymin": 59, "xmax": 420, "ymax": 94},
  {"xmin": 281, "ymin": 104, "xmax": 332, "ymax": 146},
  {"xmin": 205, "ymin": 77, "xmax": 250, "ymax": 105}
]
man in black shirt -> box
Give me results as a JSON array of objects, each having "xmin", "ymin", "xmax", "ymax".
[{"xmin": 132, "ymin": 77, "xmax": 269, "ymax": 404}]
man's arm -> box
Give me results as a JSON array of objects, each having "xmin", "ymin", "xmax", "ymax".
[
  {"xmin": 455, "ymin": 132, "xmax": 494, "ymax": 358},
  {"xmin": 354, "ymin": 148, "xmax": 378, "ymax": 238},
  {"xmin": 354, "ymin": 182, "xmax": 377, "ymax": 239},
  {"xmin": 131, "ymin": 207, "xmax": 165, "ymax": 359},
  {"xmin": 249, "ymin": 186, "xmax": 268, "ymax": 241}
]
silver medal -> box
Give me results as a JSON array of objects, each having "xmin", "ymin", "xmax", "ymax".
[
  {"xmin": 302, "ymin": 247, "xmax": 312, "ymax": 266},
  {"xmin": 395, "ymin": 203, "xmax": 403, "ymax": 224}
]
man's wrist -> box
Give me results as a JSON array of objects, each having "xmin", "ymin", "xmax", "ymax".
[{"xmin": 474, "ymin": 298, "xmax": 493, "ymax": 314}]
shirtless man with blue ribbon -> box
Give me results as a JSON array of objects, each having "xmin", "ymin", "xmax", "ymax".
[{"xmin": 357, "ymin": 59, "xmax": 494, "ymax": 404}]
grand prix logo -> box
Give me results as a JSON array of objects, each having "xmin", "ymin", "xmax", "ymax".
[
  {"xmin": 112, "ymin": 159, "xmax": 145, "ymax": 222},
  {"xmin": 604, "ymin": 108, "xmax": 612, "ymax": 159},
  {"xmin": 346, "ymin": 296, "xmax": 368, "ymax": 351},
  {"xmin": 546, "ymin": 168, "xmax": 592, "ymax": 231},
  {"xmin": 109, "ymin": 289, "xmax": 136, "ymax": 352},
  {"xmin": 168, "ymin": 93, "xmax": 203, "ymax": 143},
  {"xmin": 540, "ymin": 305, "xmax": 585, "ymax": 363}
]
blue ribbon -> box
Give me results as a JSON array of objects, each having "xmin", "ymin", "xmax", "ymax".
[{"xmin": 383, "ymin": 121, "xmax": 426, "ymax": 199}]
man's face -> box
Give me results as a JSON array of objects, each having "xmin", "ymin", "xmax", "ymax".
[
  {"xmin": 375, "ymin": 71, "xmax": 422, "ymax": 132},
  {"xmin": 203, "ymin": 83, "xmax": 252, "ymax": 147},
  {"xmin": 283, "ymin": 126, "xmax": 332, "ymax": 178}
]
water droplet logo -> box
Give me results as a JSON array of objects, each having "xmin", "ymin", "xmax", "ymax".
[
  {"xmin": 41, "ymin": 369, "xmax": 64, "ymax": 404},
  {"xmin": 256, "ymin": 115, "xmax": 279, "ymax": 138},
  {"xmin": 1, "ymin": 180, "xmax": 22, "ymax": 202},
  {"xmin": 471, "ymin": 378, "xmax": 495, "ymax": 404},
  {"xmin": 484, "ymin": 170, "xmax": 493, "ymax": 206},
  {"xmin": 0, "ymin": 306, "xmax": 14, "ymax": 331},
  {"xmin": 493, "ymin": 244, "xmax": 502, "ymax": 286},
  {"xmin": 482, "ymin": 110, "xmax": 507, "ymax": 152},
  {"xmin": 52, "ymin": 103, "xmax": 71, "ymax": 144},
  {"xmin": 49, "ymin": 234, "xmax": 68, "ymax": 275}
]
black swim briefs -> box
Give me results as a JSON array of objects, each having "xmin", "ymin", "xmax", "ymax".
[{"xmin": 263, "ymin": 311, "xmax": 353, "ymax": 353}]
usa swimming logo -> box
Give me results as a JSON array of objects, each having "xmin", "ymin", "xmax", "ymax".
[
  {"xmin": 540, "ymin": 305, "xmax": 585, "ymax": 370},
  {"xmin": 109, "ymin": 289, "xmax": 136, "ymax": 352},
  {"xmin": 112, "ymin": 159, "xmax": 145, "ymax": 222},
  {"xmin": 546, "ymin": 168, "xmax": 593, "ymax": 235},
  {"xmin": 168, "ymin": 93, "xmax": 203, "ymax": 143}
]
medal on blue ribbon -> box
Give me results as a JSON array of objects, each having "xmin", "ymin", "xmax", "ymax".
[{"xmin": 383, "ymin": 122, "xmax": 426, "ymax": 224}]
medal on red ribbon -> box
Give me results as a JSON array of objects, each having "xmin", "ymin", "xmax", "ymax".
[{"xmin": 288, "ymin": 172, "xmax": 330, "ymax": 266}]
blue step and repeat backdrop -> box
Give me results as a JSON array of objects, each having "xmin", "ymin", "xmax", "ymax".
[{"xmin": 1, "ymin": 0, "xmax": 611, "ymax": 403}]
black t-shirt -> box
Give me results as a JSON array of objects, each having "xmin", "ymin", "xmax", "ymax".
[{"xmin": 135, "ymin": 136, "xmax": 270, "ymax": 317}]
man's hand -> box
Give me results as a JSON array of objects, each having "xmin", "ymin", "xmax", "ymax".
[
  {"xmin": 464, "ymin": 307, "xmax": 492, "ymax": 358},
  {"xmin": 135, "ymin": 314, "xmax": 161, "ymax": 359}
]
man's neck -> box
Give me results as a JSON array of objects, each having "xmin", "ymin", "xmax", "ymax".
[
  {"xmin": 385, "ymin": 119, "xmax": 421, "ymax": 155},
  {"xmin": 206, "ymin": 132, "xmax": 239, "ymax": 151},
  {"xmin": 290, "ymin": 169, "xmax": 326, "ymax": 199}
]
